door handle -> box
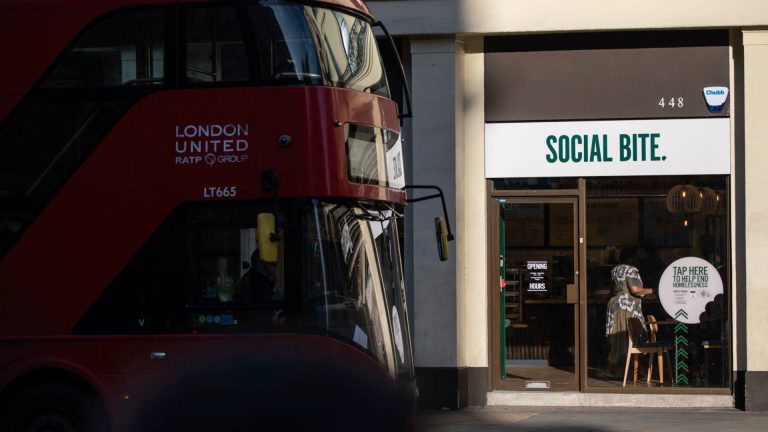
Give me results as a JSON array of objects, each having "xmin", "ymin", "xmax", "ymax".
[
  {"xmin": 149, "ymin": 351, "xmax": 167, "ymax": 361},
  {"xmin": 566, "ymin": 284, "xmax": 578, "ymax": 304}
]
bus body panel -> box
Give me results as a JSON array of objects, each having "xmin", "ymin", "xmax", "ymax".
[
  {"xmin": 0, "ymin": 333, "xmax": 408, "ymax": 431},
  {"xmin": 0, "ymin": 85, "xmax": 403, "ymax": 337}
]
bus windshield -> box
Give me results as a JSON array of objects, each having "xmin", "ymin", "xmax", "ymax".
[
  {"xmin": 305, "ymin": 199, "xmax": 413, "ymax": 379},
  {"xmin": 248, "ymin": 1, "xmax": 389, "ymax": 95}
]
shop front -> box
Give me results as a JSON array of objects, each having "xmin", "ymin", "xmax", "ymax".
[{"xmin": 485, "ymin": 31, "xmax": 732, "ymax": 395}]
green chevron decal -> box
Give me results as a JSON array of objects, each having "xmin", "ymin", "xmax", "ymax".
[{"xmin": 675, "ymin": 313, "xmax": 689, "ymax": 385}]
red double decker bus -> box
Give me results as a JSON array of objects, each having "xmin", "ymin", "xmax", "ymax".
[{"xmin": 0, "ymin": 1, "xmax": 420, "ymax": 430}]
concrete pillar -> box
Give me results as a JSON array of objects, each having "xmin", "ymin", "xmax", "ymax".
[{"xmin": 407, "ymin": 38, "xmax": 459, "ymax": 408}]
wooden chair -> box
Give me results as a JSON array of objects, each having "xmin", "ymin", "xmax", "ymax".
[{"xmin": 623, "ymin": 315, "xmax": 672, "ymax": 386}]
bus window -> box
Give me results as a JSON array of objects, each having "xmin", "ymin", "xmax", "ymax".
[
  {"xmin": 246, "ymin": 2, "xmax": 388, "ymax": 94},
  {"xmin": 345, "ymin": 124, "xmax": 401, "ymax": 187},
  {"xmin": 248, "ymin": 2, "xmax": 323, "ymax": 84},
  {"xmin": 43, "ymin": 9, "xmax": 165, "ymax": 88},
  {"xmin": 185, "ymin": 6, "xmax": 249, "ymax": 83},
  {"xmin": 73, "ymin": 203, "xmax": 286, "ymax": 335},
  {"xmin": 310, "ymin": 8, "xmax": 389, "ymax": 96},
  {"xmin": 189, "ymin": 226, "xmax": 284, "ymax": 305}
]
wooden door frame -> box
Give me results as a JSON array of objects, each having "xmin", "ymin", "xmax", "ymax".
[{"xmin": 487, "ymin": 183, "xmax": 585, "ymax": 392}]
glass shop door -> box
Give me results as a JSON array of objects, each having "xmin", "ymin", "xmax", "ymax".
[{"xmin": 494, "ymin": 197, "xmax": 579, "ymax": 391}]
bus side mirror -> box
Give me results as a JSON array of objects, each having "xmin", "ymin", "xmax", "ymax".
[
  {"xmin": 258, "ymin": 213, "xmax": 279, "ymax": 263},
  {"xmin": 435, "ymin": 216, "xmax": 449, "ymax": 262}
]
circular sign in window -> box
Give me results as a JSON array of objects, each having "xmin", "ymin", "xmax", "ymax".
[{"xmin": 658, "ymin": 256, "xmax": 723, "ymax": 324}]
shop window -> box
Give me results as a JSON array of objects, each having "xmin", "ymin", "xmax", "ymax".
[
  {"xmin": 185, "ymin": 6, "xmax": 248, "ymax": 83},
  {"xmin": 585, "ymin": 175, "xmax": 728, "ymax": 388},
  {"xmin": 44, "ymin": 9, "xmax": 165, "ymax": 88}
]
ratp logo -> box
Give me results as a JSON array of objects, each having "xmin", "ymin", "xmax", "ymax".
[{"xmin": 702, "ymin": 86, "xmax": 729, "ymax": 113}]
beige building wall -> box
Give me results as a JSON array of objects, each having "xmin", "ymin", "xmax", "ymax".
[
  {"xmin": 743, "ymin": 29, "xmax": 768, "ymax": 373},
  {"xmin": 371, "ymin": 0, "xmax": 768, "ymax": 36},
  {"xmin": 456, "ymin": 37, "xmax": 487, "ymax": 368}
]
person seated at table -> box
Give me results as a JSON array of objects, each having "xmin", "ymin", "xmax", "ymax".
[{"xmin": 604, "ymin": 259, "xmax": 654, "ymax": 378}]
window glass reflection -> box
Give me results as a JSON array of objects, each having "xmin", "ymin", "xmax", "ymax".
[
  {"xmin": 310, "ymin": 9, "xmax": 389, "ymax": 95},
  {"xmin": 345, "ymin": 124, "xmax": 400, "ymax": 187},
  {"xmin": 369, "ymin": 210, "xmax": 414, "ymax": 380},
  {"xmin": 249, "ymin": 2, "xmax": 323, "ymax": 83},
  {"xmin": 305, "ymin": 201, "xmax": 396, "ymax": 371},
  {"xmin": 248, "ymin": 1, "xmax": 389, "ymax": 94}
]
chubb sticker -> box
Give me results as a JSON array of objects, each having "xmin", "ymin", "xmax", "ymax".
[
  {"xmin": 175, "ymin": 123, "xmax": 251, "ymax": 166},
  {"xmin": 702, "ymin": 87, "xmax": 729, "ymax": 113}
]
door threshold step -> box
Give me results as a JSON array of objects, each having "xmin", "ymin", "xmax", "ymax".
[{"xmin": 487, "ymin": 391, "xmax": 733, "ymax": 408}]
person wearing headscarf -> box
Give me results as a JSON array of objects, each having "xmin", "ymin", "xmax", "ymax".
[{"xmin": 605, "ymin": 264, "xmax": 654, "ymax": 376}]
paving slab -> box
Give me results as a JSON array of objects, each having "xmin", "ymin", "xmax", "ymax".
[{"xmin": 418, "ymin": 407, "xmax": 768, "ymax": 431}]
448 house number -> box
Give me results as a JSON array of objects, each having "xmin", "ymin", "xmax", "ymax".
[
  {"xmin": 203, "ymin": 186, "xmax": 237, "ymax": 198},
  {"xmin": 658, "ymin": 97, "xmax": 685, "ymax": 108}
]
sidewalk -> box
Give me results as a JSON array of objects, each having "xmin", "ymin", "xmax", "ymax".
[{"xmin": 418, "ymin": 407, "xmax": 768, "ymax": 431}]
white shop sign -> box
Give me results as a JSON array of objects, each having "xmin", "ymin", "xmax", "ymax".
[{"xmin": 485, "ymin": 118, "xmax": 730, "ymax": 178}]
